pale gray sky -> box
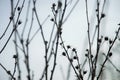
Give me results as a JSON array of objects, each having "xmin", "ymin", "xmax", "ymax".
[{"xmin": 0, "ymin": 0, "xmax": 120, "ymax": 80}]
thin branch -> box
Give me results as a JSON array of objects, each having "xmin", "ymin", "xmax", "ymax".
[
  {"xmin": 85, "ymin": 0, "xmax": 93, "ymax": 76},
  {"xmin": 60, "ymin": 36, "xmax": 82, "ymax": 80},
  {"xmin": 21, "ymin": 0, "xmax": 31, "ymax": 38},
  {"xmin": 0, "ymin": 0, "xmax": 20, "ymax": 40},
  {"xmin": 29, "ymin": 15, "xmax": 49, "ymax": 43},
  {"xmin": 63, "ymin": 0, "xmax": 79, "ymax": 24},
  {"xmin": 33, "ymin": 0, "xmax": 46, "ymax": 44},
  {"xmin": 0, "ymin": 63, "xmax": 15, "ymax": 80},
  {"xmin": 0, "ymin": 0, "xmax": 25, "ymax": 54},
  {"xmin": 97, "ymin": 27, "xmax": 120, "ymax": 80},
  {"xmin": 102, "ymin": 53, "xmax": 120, "ymax": 73}
]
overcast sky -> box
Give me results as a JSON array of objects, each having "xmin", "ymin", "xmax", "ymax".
[{"xmin": 0, "ymin": 0, "xmax": 120, "ymax": 80}]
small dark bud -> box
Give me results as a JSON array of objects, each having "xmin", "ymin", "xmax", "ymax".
[
  {"xmin": 85, "ymin": 54, "xmax": 88, "ymax": 57},
  {"xmin": 96, "ymin": 9, "xmax": 98, "ymax": 12},
  {"xmin": 20, "ymin": 39, "xmax": 23, "ymax": 44},
  {"xmin": 75, "ymin": 65, "xmax": 79, "ymax": 70},
  {"xmin": 50, "ymin": 18, "xmax": 54, "ymax": 22},
  {"xmin": 51, "ymin": 70, "xmax": 53, "ymax": 73},
  {"xmin": 18, "ymin": 20, "xmax": 22, "ymax": 25},
  {"xmin": 115, "ymin": 31, "xmax": 118, "ymax": 34},
  {"xmin": 52, "ymin": 3, "xmax": 56, "ymax": 9},
  {"xmin": 62, "ymin": 52, "xmax": 66, "ymax": 56},
  {"xmin": 17, "ymin": 7, "xmax": 21, "ymax": 11},
  {"xmin": 72, "ymin": 48, "xmax": 76, "ymax": 52},
  {"xmin": 18, "ymin": 76, "xmax": 20, "ymax": 79},
  {"xmin": 97, "ymin": 2, "xmax": 100, "ymax": 5},
  {"xmin": 86, "ymin": 49, "xmax": 89, "ymax": 51},
  {"xmin": 60, "ymin": 42, "xmax": 63, "ymax": 45},
  {"xmin": 32, "ymin": 8, "xmax": 35, "ymax": 11},
  {"xmin": 67, "ymin": 45, "xmax": 71, "ymax": 49},
  {"xmin": 55, "ymin": 63, "xmax": 57, "ymax": 65},
  {"xmin": 27, "ymin": 75, "xmax": 30, "ymax": 80},
  {"xmin": 104, "ymin": 36, "xmax": 108, "ymax": 41},
  {"xmin": 101, "ymin": 35, "xmax": 103, "ymax": 38},
  {"xmin": 91, "ymin": 55, "xmax": 93, "ymax": 58},
  {"xmin": 45, "ymin": 41, "xmax": 48, "ymax": 45},
  {"xmin": 109, "ymin": 52, "xmax": 112, "ymax": 57},
  {"xmin": 55, "ymin": 10, "xmax": 58, "ymax": 13},
  {"xmin": 25, "ymin": 56, "xmax": 28, "ymax": 59},
  {"xmin": 9, "ymin": 16, "xmax": 13, "ymax": 20},
  {"xmin": 83, "ymin": 71, "xmax": 87, "ymax": 74},
  {"xmin": 101, "ymin": 13, "xmax": 105, "ymax": 18},
  {"xmin": 69, "ymin": 58, "xmax": 73, "ymax": 63},
  {"xmin": 13, "ymin": 55, "xmax": 17, "ymax": 59},
  {"xmin": 73, "ymin": 56, "xmax": 77, "ymax": 59},
  {"xmin": 44, "ymin": 55, "xmax": 47, "ymax": 58},
  {"xmin": 60, "ymin": 31, "xmax": 62, "ymax": 35},
  {"xmin": 52, "ymin": 3, "xmax": 56, "ymax": 7},
  {"xmin": 58, "ymin": 1, "xmax": 62, "ymax": 9},
  {"xmin": 7, "ymin": 71, "xmax": 11, "ymax": 74},
  {"xmin": 13, "ymin": 77, "xmax": 16, "ymax": 80},
  {"xmin": 109, "ymin": 39, "xmax": 113, "ymax": 44},
  {"xmin": 58, "ymin": 27, "xmax": 62, "ymax": 32},
  {"xmin": 98, "ymin": 39, "xmax": 102, "ymax": 43}
]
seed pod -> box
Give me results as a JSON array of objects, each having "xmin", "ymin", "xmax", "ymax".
[
  {"xmin": 91, "ymin": 54, "xmax": 93, "ymax": 58},
  {"xmin": 104, "ymin": 36, "xmax": 108, "ymax": 41},
  {"xmin": 98, "ymin": 39, "xmax": 102, "ymax": 43},
  {"xmin": 62, "ymin": 52, "xmax": 66, "ymax": 56},
  {"xmin": 109, "ymin": 52, "xmax": 112, "ymax": 57},
  {"xmin": 109, "ymin": 39, "xmax": 113, "ymax": 44},
  {"xmin": 67, "ymin": 45, "xmax": 71, "ymax": 49},
  {"xmin": 83, "ymin": 71, "xmax": 87, "ymax": 74},
  {"xmin": 75, "ymin": 65, "xmax": 79, "ymax": 70},
  {"xmin": 52, "ymin": 3, "xmax": 56, "ymax": 9},
  {"xmin": 7, "ymin": 71, "xmax": 11, "ymax": 75},
  {"xmin": 73, "ymin": 56, "xmax": 77, "ymax": 59},
  {"xmin": 69, "ymin": 58, "xmax": 73, "ymax": 63},
  {"xmin": 9, "ymin": 16, "xmax": 13, "ymax": 20},
  {"xmin": 72, "ymin": 48, "xmax": 76, "ymax": 52},
  {"xmin": 58, "ymin": 1, "xmax": 62, "ymax": 9},
  {"xmin": 13, "ymin": 55, "xmax": 17, "ymax": 59},
  {"xmin": 101, "ymin": 13, "xmax": 105, "ymax": 18},
  {"xmin": 50, "ymin": 18, "xmax": 54, "ymax": 22},
  {"xmin": 18, "ymin": 20, "xmax": 22, "ymax": 25},
  {"xmin": 85, "ymin": 54, "xmax": 88, "ymax": 57},
  {"xmin": 17, "ymin": 7, "xmax": 21, "ymax": 11}
]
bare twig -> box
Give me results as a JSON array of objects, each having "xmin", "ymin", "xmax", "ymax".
[
  {"xmin": 0, "ymin": 63, "xmax": 15, "ymax": 80},
  {"xmin": 0, "ymin": 0, "xmax": 25, "ymax": 54},
  {"xmin": 85, "ymin": 0, "xmax": 93, "ymax": 76},
  {"xmin": 97, "ymin": 27, "xmax": 120, "ymax": 80}
]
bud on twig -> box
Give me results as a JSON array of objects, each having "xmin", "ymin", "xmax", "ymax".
[{"xmin": 58, "ymin": 1, "xmax": 62, "ymax": 9}]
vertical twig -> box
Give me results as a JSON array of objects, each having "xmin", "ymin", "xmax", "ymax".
[
  {"xmin": 11, "ymin": 0, "xmax": 18, "ymax": 80},
  {"xmin": 85, "ymin": 0, "xmax": 93, "ymax": 79},
  {"xmin": 32, "ymin": 0, "xmax": 49, "ymax": 80}
]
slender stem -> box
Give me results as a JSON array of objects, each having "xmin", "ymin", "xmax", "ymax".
[
  {"xmin": 0, "ymin": 0, "xmax": 25, "ymax": 54},
  {"xmin": 85, "ymin": 0, "xmax": 93, "ymax": 76},
  {"xmin": 97, "ymin": 27, "xmax": 120, "ymax": 80}
]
